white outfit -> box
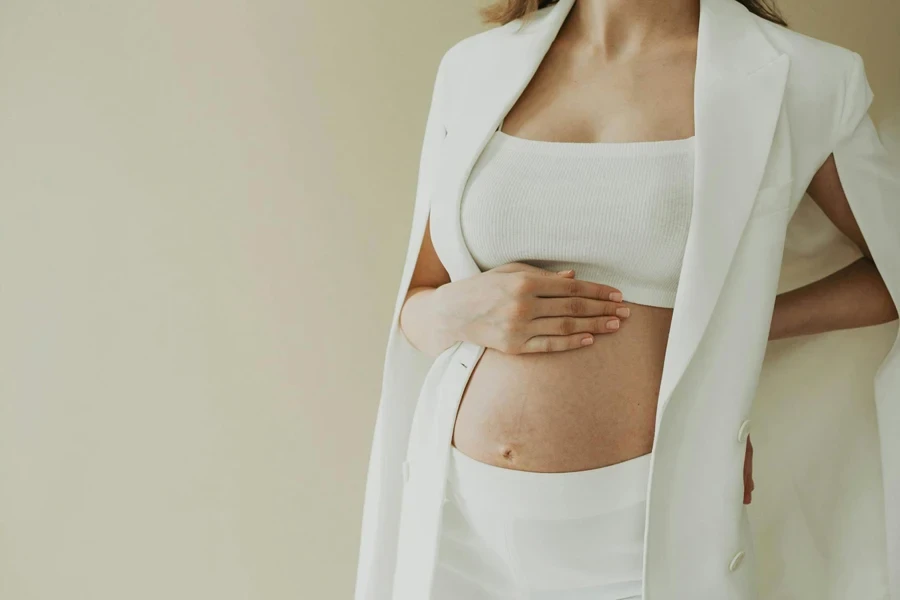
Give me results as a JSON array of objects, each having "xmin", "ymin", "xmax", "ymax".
[
  {"xmin": 433, "ymin": 446, "xmax": 651, "ymax": 600},
  {"xmin": 434, "ymin": 125, "xmax": 694, "ymax": 598},
  {"xmin": 460, "ymin": 121, "xmax": 695, "ymax": 307},
  {"xmin": 355, "ymin": 0, "xmax": 900, "ymax": 598}
]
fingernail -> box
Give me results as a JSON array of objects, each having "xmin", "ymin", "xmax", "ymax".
[
  {"xmin": 607, "ymin": 319, "xmax": 620, "ymax": 330},
  {"xmin": 581, "ymin": 335, "xmax": 594, "ymax": 346},
  {"xmin": 616, "ymin": 307, "xmax": 630, "ymax": 318},
  {"xmin": 610, "ymin": 292, "xmax": 623, "ymax": 302}
]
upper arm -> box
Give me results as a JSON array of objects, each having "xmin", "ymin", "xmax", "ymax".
[
  {"xmin": 392, "ymin": 49, "xmax": 453, "ymax": 318},
  {"xmin": 806, "ymin": 153, "xmax": 871, "ymax": 258},
  {"xmin": 408, "ymin": 215, "xmax": 451, "ymax": 294},
  {"xmin": 406, "ymin": 48, "xmax": 452, "ymax": 294}
]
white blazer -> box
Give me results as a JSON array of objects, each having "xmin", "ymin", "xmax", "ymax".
[{"xmin": 355, "ymin": 0, "xmax": 900, "ymax": 598}]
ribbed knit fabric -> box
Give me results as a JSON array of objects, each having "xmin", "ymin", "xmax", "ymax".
[{"xmin": 459, "ymin": 127, "xmax": 695, "ymax": 308}]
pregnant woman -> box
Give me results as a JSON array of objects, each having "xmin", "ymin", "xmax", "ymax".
[
  {"xmin": 419, "ymin": 2, "xmax": 740, "ymax": 596},
  {"xmin": 355, "ymin": 0, "xmax": 900, "ymax": 599}
]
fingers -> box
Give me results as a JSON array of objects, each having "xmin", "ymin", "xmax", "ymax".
[
  {"xmin": 743, "ymin": 435, "xmax": 754, "ymax": 504},
  {"xmin": 519, "ymin": 332, "xmax": 599, "ymax": 354},
  {"xmin": 496, "ymin": 267, "xmax": 628, "ymax": 354},
  {"xmin": 528, "ymin": 315, "xmax": 624, "ymax": 338},
  {"xmin": 518, "ymin": 313, "xmax": 628, "ymax": 353},
  {"xmin": 746, "ymin": 436, "xmax": 753, "ymax": 481},
  {"xmin": 494, "ymin": 264, "xmax": 622, "ymax": 301},
  {"xmin": 531, "ymin": 297, "xmax": 630, "ymax": 319},
  {"xmin": 528, "ymin": 273, "xmax": 624, "ymax": 302}
]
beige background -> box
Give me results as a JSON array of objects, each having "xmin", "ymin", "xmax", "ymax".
[{"xmin": 0, "ymin": 1, "xmax": 896, "ymax": 599}]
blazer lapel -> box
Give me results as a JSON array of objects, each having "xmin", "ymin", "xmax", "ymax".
[
  {"xmin": 429, "ymin": 0, "xmax": 574, "ymax": 279},
  {"xmin": 430, "ymin": 0, "xmax": 790, "ymax": 426},
  {"xmin": 655, "ymin": 0, "xmax": 789, "ymax": 424}
]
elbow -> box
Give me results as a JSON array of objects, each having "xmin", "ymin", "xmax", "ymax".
[{"xmin": 866, "ymin": 257, "xmax": 900, "ymax": 324}]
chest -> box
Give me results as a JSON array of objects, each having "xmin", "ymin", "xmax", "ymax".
[
  {"xmin": 457, "ymin": 131, "xmax": 697, "ymax": 303},
  {"xmin": 499, "ymin": 39, "xmax": 697, "ymax": 143}
]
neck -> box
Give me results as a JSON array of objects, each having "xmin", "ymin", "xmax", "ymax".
[{"xmin": 561, "ymin": 0, "xmax": 700, "ymax": 59}]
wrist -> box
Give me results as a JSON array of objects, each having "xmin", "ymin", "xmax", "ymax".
[
  {"xmin": 769, "ymin": 292, "xmax": 794, "ymax": 341},
  {"xmin": 433, "ymin": 281, "xmax": 469, "ymax": 348},
  {"xmin": 768, "ymin": 295, "xmax": 782, "ymax": 341}
]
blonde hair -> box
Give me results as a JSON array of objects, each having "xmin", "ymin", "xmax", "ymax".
[{"xmin": 478, "ymin": 0, "xmax": 787, "ymax": 27}]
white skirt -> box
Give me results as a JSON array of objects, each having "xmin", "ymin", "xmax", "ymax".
[{"xmin": 432, "ymin": 445, "xmax": 652, "ymax": 600}]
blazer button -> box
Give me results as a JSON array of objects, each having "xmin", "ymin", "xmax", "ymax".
[
  {"xmin": 402, "ymin": 460, "xmax": 410, "ymax": 483},
  {"xmin": 737, "ymin": 419, "xmax": 751, "ymax": 443},
  {"xmin": 729, "ymin": 550, "xmax": 746, "ymax": 572}
]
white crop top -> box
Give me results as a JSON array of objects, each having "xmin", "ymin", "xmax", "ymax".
[{"xmin": 459, "ymin": 122, "xmax": 695, "ymax": 308}]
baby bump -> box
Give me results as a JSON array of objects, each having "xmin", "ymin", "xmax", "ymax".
[{"xmin": 451, "ymin": 303, "xmax": 674, "ymax": 473}]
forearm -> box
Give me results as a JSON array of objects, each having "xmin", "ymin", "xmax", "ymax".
[
  {"xmin": 398, "ymin": 285, "xmax": 465, "ymax": 358},
  {"xmin": 769, "ymin": 257, "xmax": 898, "ymax": 341}
]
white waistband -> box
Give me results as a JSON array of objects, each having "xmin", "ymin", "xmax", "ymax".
[{"xmin": 447, "ymin": 445, "xmax": 651, "ymax": 520}]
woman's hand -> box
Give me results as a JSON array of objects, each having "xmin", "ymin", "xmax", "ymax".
[
  {"xmin": 743, "ymin": 435, "xmax": 754, "ymax": 504},
  {"xmin": 435, "ymin": 262, "xmax": 630, "ymax": 354}
]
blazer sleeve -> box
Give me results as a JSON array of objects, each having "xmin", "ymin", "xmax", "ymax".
[
  {"xmin": 354, "ymin": 51, "xmax": 450, "ymax": 600},
  {"xmin": 392, "ymin": 52, "xmax": 450, "ymax": 345},
  {"xmin": 830, "ymin": 50, "xmax": 900, "ymax": 599},
  {"xmin": 830, "ymin": 51, "xmax": 899, "ymax": 280},
  {"xmin": 830, "ymin": 51, "xmax": 900, "ymax": 323}
]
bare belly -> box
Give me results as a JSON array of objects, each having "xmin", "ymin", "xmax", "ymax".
[{"xmin": 451, "ymin": 301, "xmax": 673, "ymax": 473}]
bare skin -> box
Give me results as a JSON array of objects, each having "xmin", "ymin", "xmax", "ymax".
[
  {"xmin": 397, "ymin": 0, "xmax": 898, "ymax": 504},
  {"xmin": 450, "ymin": 0, "xmax": 698, "ymax": 475}
]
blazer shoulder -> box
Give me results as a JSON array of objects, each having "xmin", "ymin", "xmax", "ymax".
[
  {"xmin": 438, "ymin": 4, "xmax": 559, "ymax": 80},
  {"xmin": 754, "ymin": 16, "xmax": 857, "ymax": 65},
  {"xmin": 438, "ymin": 16, "xmax": 529, "ymax": 75},
  {"xmin": 752, "ymin": 17, "xmax": 873, "ymax": 152},
  {"xmin": 433, "ymin": 10, "xmax": 549, "ymax": 126},
  {"xmin": 441, "ymin": 3, "xmax": 556, "ymax": 62},
  {"xmin": 753, "ymin": 17, "xmax": 865, "ymax": 103},
  {"xmin": 427, "ymin": 27, "xmax": 500, "ymax": 126}
]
